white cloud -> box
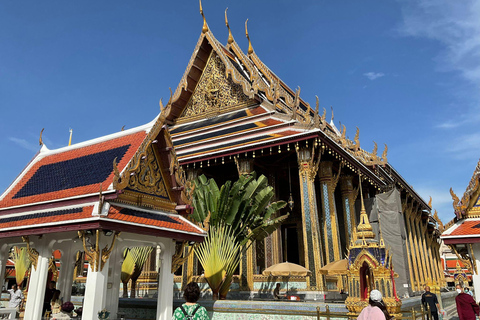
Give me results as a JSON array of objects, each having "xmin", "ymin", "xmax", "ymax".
[
  {"xmin": 398, "ymin": 0, "xmax": 480, "ymax": 93},
  {"xmin": 363, "ymin": 72, "xmax": 385, "ymax": 80},
  {"xmin": 8, "ymin": 137, "xmax": 39, "ymax": 152}
]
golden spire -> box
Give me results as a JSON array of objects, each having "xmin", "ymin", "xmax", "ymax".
[
  {"xmin": 225, "ymin": 8, "xmax": 234, "ymax": 44},
  {"xmin": 356, "ymin": 174, "xmax": 375, "ymax": 239},
  {"xmin": 245, "ymin": 19, "xmax": 254, "ymax": 55},
  {"xmin": 68, "ymin": 128, "xmax": 73, "ymax": 146},
  {"xmin": 199, "ymin": 0, "xmax": 208, "ymax": 34},
  {"xmin": 39, "ymin": 128, "xmax": 44, "ymax": 146}
]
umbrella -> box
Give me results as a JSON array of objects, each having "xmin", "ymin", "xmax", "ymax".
[
  {"xmin": 262, "ymin": 262, "xmax": 311, "ymax": 295},
  {"xmin": 319, "ymin": 259, "xmax": 348, "ymax": 275}
]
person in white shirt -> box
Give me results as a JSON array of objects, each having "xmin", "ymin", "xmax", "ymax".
[{"xmin": 7, "ymin": 284, "xmax": 24, "ymax": 310}]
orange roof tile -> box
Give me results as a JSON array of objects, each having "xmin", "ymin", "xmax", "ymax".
[
  {"xmin": 107, "ymin": 206, "xmax": 203, "ymax": 235},
  {"xmin": 0, "ymin": 131, "xmax": 146, "ymax": 209}
]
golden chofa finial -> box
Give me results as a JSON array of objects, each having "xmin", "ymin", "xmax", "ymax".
[
  {"xmin": 356, "ymin": 174, "xmax": 375, "ymax": 240},
  {"xmin": 39, "ymin": 128, "xmax": 44, "ymax": 146},
  {"xmin": 68, "ymin": 128, "xmax": 73, "ymax": 146},
  {"xmin": 245, "ymin": 19, "xmax": 254, "ymax": 55},
  {"xmin": 428, "ymin": 196, "xmax": 432, "ymax": 208},
  {"xmin": 225, "ymin": 8, "xmax": 234, "ymax": 45},
  {"xmin": 199, "ymin": 0, "xmax": 208, "ymax": 34}
]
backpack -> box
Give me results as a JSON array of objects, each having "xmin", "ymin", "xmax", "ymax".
[{"xmin": 180, "ymin": 305, "xmax": 201, "ymax": 320}]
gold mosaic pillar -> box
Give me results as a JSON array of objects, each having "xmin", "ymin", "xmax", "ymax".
[
  {"xmin": 420, "ymin": 224, "xmax": 433, "ymax": 283},
  {"xmin": 340, "ymin": 176, "xmax": 358, "ymax": 246},
  {"xmin": 411, "ymin": 214, "xmax": 427, "ymax": 287},
  {"xmin": 297, "ymin": 147, "xmax": 324, "ymax": 290},
  {"xmin": 401, "ymin": 203, "xmax": 415, "ymax": 293},
  {"xmin": 404, "ymin": 207, "xmax": 421, "ymax": 291},
  {"xmin": 319, "ymin": 161, "xmax": 342, "ymax": 263}
]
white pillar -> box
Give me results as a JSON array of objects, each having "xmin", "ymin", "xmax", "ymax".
[
  {"xmin": 81, "ymin": 238, "xmax": 111, "ymax": 320},
  {"xmin": 471, "ymin": 243, "xmax": 480, "ymax": 300},
  {"xmin": 105, "ymin": 245, "xmax": 123, "ymax": 318},
  {"xmin": 0, "ymin": 244, "xmax": 10, "ymax": 290},
  {"xmin": 157, "ymin": 240, "xmax": 174, "ymax": 320},
  {"xmin": 57, "ymin": 245, "xmax": 77, "ymax": 303},
  {"xmin": 24, "ymin": 238, "xmax": 52, "ymax": 320}
]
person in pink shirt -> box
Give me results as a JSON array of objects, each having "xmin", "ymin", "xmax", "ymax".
[{"xmin": 357, "ymin": 289, "xmax": 392, "ymax": 320}]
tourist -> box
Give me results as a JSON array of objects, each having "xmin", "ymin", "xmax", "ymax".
[
  {"xmin": 51, "ymin": 290, "xmax": 62, "ymax": 314},
  {"xmin": 464, "ymin": 286, "xmax": 474, "ymax": 297},
  {"xmin": 43, "ymin": 281, "xmax": 56, "ymax": 316},
  {"xmin": 357, "ymin": 289, "xmax": 392, "ymax": 320},
  {"xmin": 51, "ymin": 301, "xmax": 75, "ymax": 320},
  {"xmin": 455, "ymin": 284, "xmax": 479, "ymax": 320},
  {"xmin": 273, "ymin": 283, "xmax": 286, "ymax": 300},
  {"xmin": 421, "ymin": 286, "xmax": 440, "ymax": 320},
  {"xmin": 7, "ymin": 284, "xmax": 24, "ymax": 310},
  {"xmin": 173, "ymin": 282, "xmax": 209, "ymax": 320}
]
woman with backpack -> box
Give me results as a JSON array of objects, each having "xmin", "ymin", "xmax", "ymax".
[{"xmin": 173, "ymin": 282, "xmax": 209, "ymax": 320}]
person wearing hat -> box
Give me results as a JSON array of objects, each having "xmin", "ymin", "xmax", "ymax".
[{"xmin": 357, "ymin": 289, "xmax": 392, "ymax": 320}]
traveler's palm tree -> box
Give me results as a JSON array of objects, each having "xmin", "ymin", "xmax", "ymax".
[
  {"xmin": 11, "ymin": 246, "xmax": 31, "ymax": 287},
  {"xmin": 191, "ymin": 173, "xmax": 288, "ymax": 299}
]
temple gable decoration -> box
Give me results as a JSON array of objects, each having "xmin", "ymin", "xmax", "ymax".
[{"xmin": 180, "ymin": 51, "xmax": 251, "ymax": 120}]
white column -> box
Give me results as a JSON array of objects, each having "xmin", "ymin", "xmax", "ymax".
[
  {"xmin": 82, "ymin": 237, "xmax": 111, "ymax": 320},
  {"xmin": 0, "ymin": 244, "xmax": 10, "ymax": 290},
  {"xmin": 471, "ymin": 243, "xmax": 480, "ymax": 300},
  {"xmin": 105, "ymin": 244, "xmax": 123, "ymax": 318},
  {"xmin": 156, "ymin": 240, "xmax": 174, "ymax": 320},
  {"xmin": 24, "ymin": 239, "xmax": 52, "ymax": 320}
]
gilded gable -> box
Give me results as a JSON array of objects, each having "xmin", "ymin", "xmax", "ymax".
[{"xmin": 180, "ymin": 51, "xmax": 251, "ymax": 121}]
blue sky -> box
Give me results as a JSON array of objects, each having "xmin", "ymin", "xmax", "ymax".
[{"xmin": 1, "ymin": 0, "xmax": 479, "ymax": 224}]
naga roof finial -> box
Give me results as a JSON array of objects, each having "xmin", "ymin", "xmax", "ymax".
[
  {"xmin": 330, "ymin": 106, "xmax": 334, "ymax": 122},
  {"xmin": 39, "ymin": 128, "xmax": 44, "ymax": 146},
  {"xmin": 225, "ymin": 8, "xmax": 234, "ymax": 45},
  {"xmin": 199, "ymin": 0, "xmax": 209, "ymax": 34},
  {"xmin": 245, "ymin": 19, "xmax": 254, "ymax": 55},
  {"xmin": 428, "ymin": 196, "xmax": 432, "ymax": 208}
]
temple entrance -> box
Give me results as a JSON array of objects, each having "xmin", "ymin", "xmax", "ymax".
[
  {"xmin": 282, "ymin": 225, "xmax": 300, "ymax": 265},
  {"xmin": 359, "ymin": 262, "xmax": 373, "ymax": 300}
]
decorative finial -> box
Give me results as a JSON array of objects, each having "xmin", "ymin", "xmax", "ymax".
[
  {"xmin": 330, "ymin": 106, "xmax": 334, "ymax": 122},
  {"xmin": 245, "ymin": 19, "xmax": 254, "ymax": 55},
  {"xmin": 225, "ymin": 8, "xmax": 234, "ymax": 45},
  {"xmin": 428, "ymin": 196, "xmax": 432, "ymax": 208},
  {"xmin": 39, "ymin": 128, "xmax": 44, "ymax": 146},
  {"xmin": 199, "ymin": 0, "xmax": 208, "ymax": 34},
  {"xmin": 356, "ymin": 174, "xmax": 375, "ymax": 240},
  {"xmin": 159, "ymin": 98, "xmax": 164, "ymax": 111},
  {"xmin": 68, "ymin": 128, "xmax": 73, "ymax": 146},
  {"xmin": 121, "ymin": 125, "xmax": 125, "ymax": 131}
]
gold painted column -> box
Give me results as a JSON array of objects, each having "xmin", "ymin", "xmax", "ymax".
[
  {"xmin": 297, "ymin": 146, "xmax": 324, "ymax": 290},
  {"xmin": 401, "ymin": 202, "xmax": 416, "ymax": 294},
  {"xmin": 267, "ymin": 173, "xmax": 281, "ymax": 267},
  {"xmin": 412, "ymin": 214, "xmax": 427, "ymax": 287},
  {"xmin": 405, "ymin": 207, "xmax": 421, "ymax": 291},
  {"xmin": 319, "ymin": 161, "xmax": 342, "ymax": 263},
  {"xmin": 340, "ymin": 176, "xmax": 358, "ymax": 246},
  {"xmin": 427, "ymin": 236, "xmax": 441, "ymax": 284},
  {"xmin": 419, "ymin": 222, "xmax": 433, "ymax": 283}
]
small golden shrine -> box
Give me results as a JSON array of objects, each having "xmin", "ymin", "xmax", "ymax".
[{"xmin": 345, "ymin": 177, "xmax": 402, "ymax": 318}]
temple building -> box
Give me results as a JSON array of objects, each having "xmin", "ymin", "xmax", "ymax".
[
  {"xmin": 162, "ymin": 7, "xmax": 444, "ymax": 298},
  {"xmin": 441, "ymin": 158, "xmax": 480, "ymax": 292},
  {"xmin": 0, "ymin": 114, "xmax": 206, "ymax": 319}
]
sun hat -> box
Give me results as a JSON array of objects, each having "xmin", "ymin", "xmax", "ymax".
[{"xmin": 370, "ymin": 289, "xmax": 383, "ymax": 302}]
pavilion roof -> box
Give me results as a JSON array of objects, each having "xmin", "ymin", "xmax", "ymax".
[{"xmin": 0, "ymin": 126, "xmax": 149, "ymax": 210}]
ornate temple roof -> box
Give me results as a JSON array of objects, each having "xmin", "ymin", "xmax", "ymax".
[
  {"xmin": 442, "ymin": 158, "xmax": 480, "ymax": 244},
  {"xmin": 161, "ymin": 8, "xmax": 430, "ymax": 211}
]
